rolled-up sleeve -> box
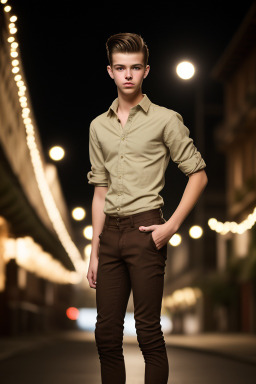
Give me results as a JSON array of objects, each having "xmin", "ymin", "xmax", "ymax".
[
  {"xmin": 163, "ymin": 112, "xmax": 206, "ymax": 176},
  {"xmin": 87, "ymin": 121, "xmax": 109, "ymax": 186}
]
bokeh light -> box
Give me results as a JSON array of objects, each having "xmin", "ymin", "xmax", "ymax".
[
  {"xmin": 66, "ymin": 307, "xmax": 79, "ymax": 320},
  {"xmin": 72, "ymin": 207, "xmax": 86, "ymax": 221},
  {"xmin": 83, "ymin": 225, "xmax": 93, "ymax": 240},
  {"xmin": 176, "ymin": 61, "xmax": 195, "ymax": 80},
  {"xmin": 169, "ymin": 233, "xmax": 182, "ymax": 246},
  {"xmin": 49, "ymin": 146, "xmax": 65, "ymax": 161},
  {"xmin": 189, "ymin": 225, "xmax": 203, "ymax": 239}
]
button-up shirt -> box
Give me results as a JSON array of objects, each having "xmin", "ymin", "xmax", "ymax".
[{"xmin": 87, "ymin": 94, "xmax": 206, "ymax": 216}]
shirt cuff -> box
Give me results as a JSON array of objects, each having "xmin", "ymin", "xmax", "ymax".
[
  {"xmin": 87, "ymin": 170, "xmax": 108, "ymax": 186},
  {"xmin": 178, "ymin": 152, "xmax": 206, "ymax": 176}
]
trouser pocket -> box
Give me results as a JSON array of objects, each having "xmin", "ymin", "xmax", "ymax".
[
  {"xmin": 98, "ymin": 224, "xmax": 106, "ymax": 239},
  {"xmin": 146, "ymin": 217, "xmax": 167, "ymax": 260}
]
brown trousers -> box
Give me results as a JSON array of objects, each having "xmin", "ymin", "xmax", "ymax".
[{"xmin": 95, "ymin": 208, "xmax": 169, "ymax": 384}]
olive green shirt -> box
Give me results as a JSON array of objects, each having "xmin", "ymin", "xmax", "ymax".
[{"xmin": 87, "ymin": 94, "xmax": 206, "ymax": 216}]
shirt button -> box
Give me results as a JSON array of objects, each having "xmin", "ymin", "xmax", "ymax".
[
  {"xmin": 121, "ymin": 155, "xmax": 123, "ymax": 159},
  {"xmin": 119, "ymin": 175, "xmax": 122, "ymax": 179},
  {"xmin": 117, "ymin": 207, "xmax": 120, "ymax": 211}
]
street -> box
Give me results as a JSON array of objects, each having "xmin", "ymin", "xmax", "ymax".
[{"xmin": 1, "ymin": 332, "xmax": 256, "ymax": 384}]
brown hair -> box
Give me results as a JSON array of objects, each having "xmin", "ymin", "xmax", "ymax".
[{"xmin": 106, "ymin": 32, "xmax": 149, "ymax": 67}]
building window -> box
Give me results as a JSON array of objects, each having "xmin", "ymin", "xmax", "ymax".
[
  {"xmin": 253, "ymin": 138, "xmax": 256, "ymax": 177},
  {"xmin": 233, "ymin": 147, "xmax": 243, "ymax": 190}
]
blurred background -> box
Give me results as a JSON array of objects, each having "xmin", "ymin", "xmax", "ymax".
[{"xmin": 1, "ymin": 0, "xmax": 256, "ymax": 342}]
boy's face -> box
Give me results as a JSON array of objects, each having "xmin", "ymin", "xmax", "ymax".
[{"xmin": 107, "ymin": 52, "xmax": 150, "ymax": 96}]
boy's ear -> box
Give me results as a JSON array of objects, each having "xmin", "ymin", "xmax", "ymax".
[
  {"xmin": 143, "ymin": 65, "xmax": 150, "ymax": 79},
  {"xmin": 107, "ymin": 65, "xmax": 114, "ymax": 79}
]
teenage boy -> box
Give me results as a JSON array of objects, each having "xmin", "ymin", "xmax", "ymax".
[{"xmin": 87, "ymin": 32, "xmax": 208, "ymax": 384}]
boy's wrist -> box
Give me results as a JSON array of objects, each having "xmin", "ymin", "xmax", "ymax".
[
  {"xmin": 90, "ymin": 252, "xmax": 99, "ymax": 260},
  {"xmin": 165, "ymin": 217, "xmax": 180, "ymax": 236}
]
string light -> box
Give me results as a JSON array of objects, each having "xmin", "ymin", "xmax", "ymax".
[
  {"xmin": 163, "ymin": 287, "xmax": 202, "ymax": 311},
  {"xmin": 14, "ymin": 74, "xmax": 21, "ymax": 81},
  {"xmin": 10, "ymin": 15, "xmax": 17, "ymax": 22},
  {"xmin": 4, "ymin": 5, "xmax": 11, "ymax": 12},
  {"xmin": 208, "ymin": 206, "xmax": 256, "ymax": 235},
  {"xmin": 4, "ymin": 237, "xmax": 80, "ymax": 284},
  {"xmin": 11, "ymin": 59, "xmax": 19, "ymax": 66},
  {"xmin": 1, "ymin": 2, "xmax": 85, "ymax": 282}
]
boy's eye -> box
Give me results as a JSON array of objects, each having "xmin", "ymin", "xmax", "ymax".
[{"xmin": 115, "ymin": 66, "xmax": 141, "ymax": 71}]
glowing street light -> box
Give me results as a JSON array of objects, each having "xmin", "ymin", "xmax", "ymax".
[
  {"xmin": 72, "ymin": 207, "xmax": 86, "ymax": 221},
  {"xmin": 49, "ymin": 146, "xmax": 65, "ymax": 161},
  {"xmin": 176, "ymin": 61, "xmax": 195, "ymax": 80},
  {"xmin": 169, "ymin": 233, "xmax": 182, "ymax": 246},
  {"xmin": 83, "ymin": 225, "xmax": 93, "ymax": 240},
  {"xmin": 84, "ymin": 244, "xmax": 92, "ymax": 260},
  {"xmin": 189, "ymin": 225, "xmax": 203, "ymax": 239}
]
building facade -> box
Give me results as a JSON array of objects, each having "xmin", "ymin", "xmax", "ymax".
[
  {"xmin": 212, "ymin": 2, "xmax": 256, "ymax": 332},
  {"xmin": 0, "ymin": 6, "xmax": 82, "ymax": 335}
]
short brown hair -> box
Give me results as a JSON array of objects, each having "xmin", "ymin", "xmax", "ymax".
[{"xmin": 106, "ymin": 32, "xmax": 149, "ymax": 67}]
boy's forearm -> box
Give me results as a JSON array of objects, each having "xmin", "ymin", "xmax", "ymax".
[
  {"xmin": 91, "ymin": 187, "xmax": 108, "ymax": 258},
  {"xmin": 166, "ymin": 170, "xmax": 208, "ymax": 234}
]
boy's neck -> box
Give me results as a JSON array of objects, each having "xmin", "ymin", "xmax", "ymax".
[{"xmin": 117, "ymin": 90, "xmax": 144, "ymax": 114}]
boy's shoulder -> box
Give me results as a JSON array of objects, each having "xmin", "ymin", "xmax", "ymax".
[
  {"xmin": 90, "ymin": 110, "xmax": 109, "ymax": 127},
  {"xmin": 150, "ymin": 101, "xmax": 183, "ymax": 122}
]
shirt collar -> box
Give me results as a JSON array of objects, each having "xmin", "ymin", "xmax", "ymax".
[{"xmin": 107, "ymin": 94, "xmax": 151, "ymax": 117}]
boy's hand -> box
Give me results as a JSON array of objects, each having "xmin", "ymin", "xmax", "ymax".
[
  {"xmin": 139, "ymin": 223, "xmax": 176, "ymax": 250},
  {"xmin": 87, "ymin": 255, "xmax": 99, "ymax": 289}
]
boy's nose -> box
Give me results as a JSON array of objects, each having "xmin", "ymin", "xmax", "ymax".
[{"xmin": 125, "ymin": 71, "xmax": 132, "ymax": 79}]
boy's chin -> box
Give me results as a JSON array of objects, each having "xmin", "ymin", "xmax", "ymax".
[{"xmin": 119, "ymin": 86, "xmax": 140, "ymax": 94}]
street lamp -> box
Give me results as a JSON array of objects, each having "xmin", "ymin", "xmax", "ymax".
[
  {"xmin": 83, "ymin": 225, "xmax": 92, "ymax": 240},
  {"xmin": 175, "ymin": 60, "xmax": 205, "ymax": 264},
  {"xmin": 176, "ymin": 61, "xmax": 195, "ymax": 80},
  {"xmin": 169, "ymin": 233, "xmax": 182, "ymax": 246},
  {"xmin": 189, "ymin": 225, "xmax": 203, "ymax": 239},
  {"xmin": 49, "ymin": 145, "xmax": 65, "ymax": 161},
  {"xmin": 72, "ymin": 207, "xmax": 86, "ymax": 221},
  {"xmin": 175, "ymin": 60, "xmax": 204, "ymax": 157}
]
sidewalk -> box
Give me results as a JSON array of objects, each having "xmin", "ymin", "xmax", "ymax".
[
  {"xmin": 0, "ymin": 330, "xmax": 256, "ymax": 365},
  {"xmin": 0, "ymin": 332, "xmax": 53, "ymax": 361},
  {"xmin": 126, "ymin": 332, "xmax": 256, "ymax": 365},
  {"xmin": 163, "ymin": 333, "xmax": 256, "ymax": 365}
]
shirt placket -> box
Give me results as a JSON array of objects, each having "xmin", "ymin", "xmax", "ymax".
[{"xmin": 116, "ymin": 109, "xmax": 136, "ymax": 214}]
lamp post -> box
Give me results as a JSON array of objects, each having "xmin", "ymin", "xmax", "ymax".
[
  {"xmin": 176, "ymin": 60, "xmax": 206, "ymax": 268},
  {"xmin": 175, "ymin": 61, "xmax": 205, "ymax": 157}
]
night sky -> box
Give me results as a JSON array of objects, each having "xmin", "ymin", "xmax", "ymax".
[{"xmin": 8, "ymin": 1, "xmax": 256, "ymax": 236}]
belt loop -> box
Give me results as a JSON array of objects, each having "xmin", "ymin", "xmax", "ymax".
[
  {"xmin": 130, "ymin": 215, "xmax": 135, "ymax": 228},
  {"xmin": 159, "ymin": 208, "xmax": 166, "ymax": 223},
  {"xmin": 105, "ymin": 214, "xmax": 109, "ymax": 226}
]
